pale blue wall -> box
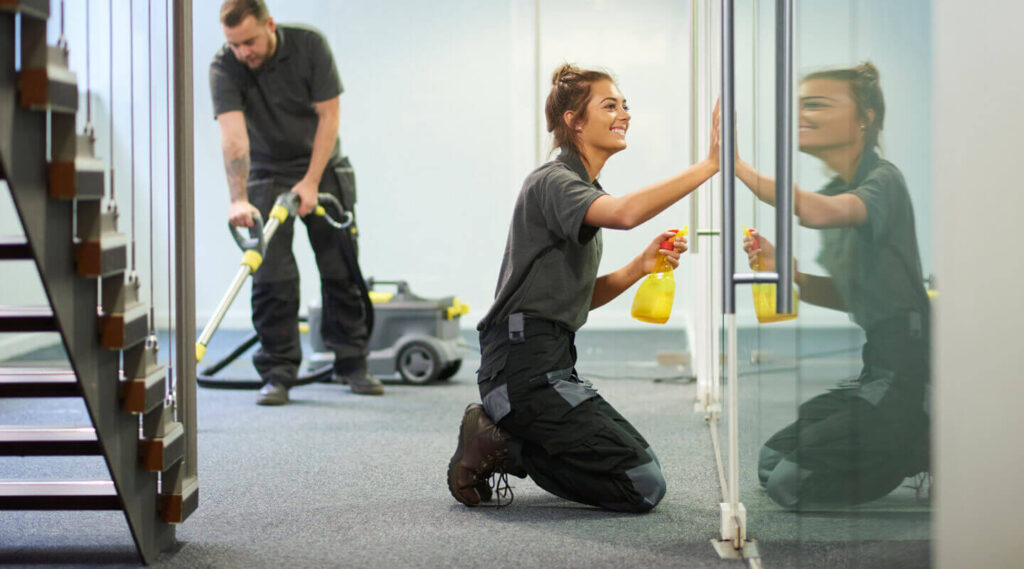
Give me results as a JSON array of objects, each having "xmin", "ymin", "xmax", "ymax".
[{"xmin": 0, "ymin": 0, "xmax": 932, "ymax": 334}]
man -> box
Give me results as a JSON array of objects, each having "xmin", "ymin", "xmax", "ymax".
[{"xmin": 210, "ymin": 0, "xmax": 382, "ymax": 405}]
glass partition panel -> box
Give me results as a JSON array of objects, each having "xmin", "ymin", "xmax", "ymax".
[{"xmin": 731, "ymin": 0, "xmax": 933, "ymax": 563}]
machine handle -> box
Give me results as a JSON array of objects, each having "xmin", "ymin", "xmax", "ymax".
[
  {"xmin": 229, "ymin": 210, "xmax": 265, "ymax": 253},
  {"xmin": 315, "ymin": 193, "xmax": 354, "ymax": 229},
  {"xmin": 366, "ymin": 278, "xmax": 411, "ymax": 296}
]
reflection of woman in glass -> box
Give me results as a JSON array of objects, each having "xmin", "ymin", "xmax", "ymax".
[
  {"xmin": 446, "ymin": 64, "xmax": 719, "ymax": 511},
  {"xmin": 740, "ymin": 62, "xmax": 930, "ymax": 508}
]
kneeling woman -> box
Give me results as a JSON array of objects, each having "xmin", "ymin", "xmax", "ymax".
[{"xmin": 447, "ymin": 64, "xmax": 719, "ymax": 512}]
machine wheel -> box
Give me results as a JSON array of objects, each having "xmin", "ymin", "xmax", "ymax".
[
  {"xmin": 397, "ymin": 342, "xmax": 441, "ymax": 384},
  {"xmin": 438, "ymin": 359, "xmax": 462, "ymax": 381}
]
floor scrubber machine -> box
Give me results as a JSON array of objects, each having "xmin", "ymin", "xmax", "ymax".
[{"xmin": 196, "ymin": 192, "xmax": 467, "ymax": 388}]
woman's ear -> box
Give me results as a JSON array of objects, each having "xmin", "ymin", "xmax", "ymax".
[
  {"xmin": 864, "ymin": 108, "xmax": 875, "ymax": 129},
  {"xmin": 564, "ymin": 110, "xmax": 579, "ymax": 132}
]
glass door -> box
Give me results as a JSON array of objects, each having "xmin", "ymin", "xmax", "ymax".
[{"xmin": 710, "ymin": 0, "xmax": 934, "ymax": 563}]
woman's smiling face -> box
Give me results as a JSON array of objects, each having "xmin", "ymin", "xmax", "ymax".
[
  {"xmin": 575, "ymin": 79, "xmax": 631, "ymax": 158},
  {"xmin": 798, "ymin": 78, "xmax": 867, "ymax": 154}
]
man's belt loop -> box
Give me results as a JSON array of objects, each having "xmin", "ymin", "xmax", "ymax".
[{"xmin": 508, "ymin": 313, "xmax": 525, "ymax": 344}]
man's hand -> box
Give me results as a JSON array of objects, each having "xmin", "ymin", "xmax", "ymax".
[
  {"xmin": 228, "ymin": 200, "xmax": 260, "ymax": 227},
  {"xmin": 291, "ymin": 178, "xmax": 319, "ymax": 217}
]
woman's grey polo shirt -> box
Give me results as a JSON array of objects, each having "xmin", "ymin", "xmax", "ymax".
[
  {"xmin": 209, "ymin": 24, "xmax": 343, "ymax": 177},
  {"xmin": 478, "ymin": 150, "xmax": 607, "ymax": 333},
  {"xmin": 816, "ymin": 150, "xmax": 929, "ymax": 331}
]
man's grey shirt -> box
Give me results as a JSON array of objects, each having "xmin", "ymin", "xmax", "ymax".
[
  {"xmin": 478, "ymin": 150, "xmax": 607, "ymax": 333},
  {"xmin": 210, "ymin": 24, "xmax": 343, "ymax": 177}
]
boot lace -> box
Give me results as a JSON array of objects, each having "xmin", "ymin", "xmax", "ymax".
[{"xmin": 478, "ymin": 469, "xmax": 514, "ymax": 508}]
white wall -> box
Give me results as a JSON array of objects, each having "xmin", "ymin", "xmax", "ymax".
[
  {"xmin": 0, "ymin": 0, "xmax": 933, "ymax": 337},
  {"xmin": 933, "ymin": 1, "xmax": 1024, "ymax": 566},
  {"xmin": 192, "ymin": 0, "xmax": 696, "ymax": 331}
]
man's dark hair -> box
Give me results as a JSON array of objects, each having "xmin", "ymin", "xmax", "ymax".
[{"xmin": 220, "ymin": 0, "xmax": 269, "ymax": 27}]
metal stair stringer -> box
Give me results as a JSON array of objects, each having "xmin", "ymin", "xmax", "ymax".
[{"xmin": 0, "ymin": 13, "xmax": 174, "ymax": 564}]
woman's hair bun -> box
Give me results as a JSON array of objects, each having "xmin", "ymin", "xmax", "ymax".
[
  {"xmin": 855, "ymin": 61, "xmax": 880, "ymax": 85},
  {"xmin": 552, "ymin": 63, "xmax": 581, "ymax": 86}
]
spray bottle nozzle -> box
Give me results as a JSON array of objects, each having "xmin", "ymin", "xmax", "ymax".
[{"xmin": 659, "ymin": 226, "xmax": 689, "ymax": 250}]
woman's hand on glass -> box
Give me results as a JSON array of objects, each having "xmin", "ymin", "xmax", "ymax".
[{"xmin": 708, "ymin": 99, "xmax": 722, "ymax": 170}]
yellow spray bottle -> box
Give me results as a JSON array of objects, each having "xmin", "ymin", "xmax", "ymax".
[
  {"xmin": 631, "ymin": 227, "xmax": 688, "ymax": 324},
  {"xmin": 744, "ymin": 225, "xmax": 798, "ymax": 323}
]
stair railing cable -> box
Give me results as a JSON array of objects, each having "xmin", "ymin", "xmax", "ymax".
[
  {"xmin": 84, "ymin": 0, "xmax": 91, "ymax": 131},
  {"xmin": 147, "ymin": 0, "xmax": 156, "ymax": 339},
  {"xmin": 107, "ymin": 0, "xmax": 115, "ymax": 202},
  {"xmin": 165, "ymin": 0, "xmax": 175, "ymax": 404},
  {"xmin": 128, "ymin": 0, "xmax": 136, "ymax": 275}
]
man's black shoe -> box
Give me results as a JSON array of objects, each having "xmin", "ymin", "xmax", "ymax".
[
  {"xmin": 331, "ymin": 366, "xmax": 384, "ymax": 396},
  {"xmin": 257, "ymin": 382, "xmax": 290, "ymax": 406}
]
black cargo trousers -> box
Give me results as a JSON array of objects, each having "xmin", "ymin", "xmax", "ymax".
[
  {"xmin": 476, "ymin": 315, "xmax": 667, "ymax": 512},
  {"xmin": 247, "ymin": 158, "xmax": 369, "ymax": 387},
  {"xmin": 757, "ymin": 310, "xmax": 931, "ymax": 509}
]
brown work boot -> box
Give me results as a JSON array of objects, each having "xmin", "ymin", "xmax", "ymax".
[{"xmin": 447, "ymin": 403, "xmax": 516, "ymax": 507}]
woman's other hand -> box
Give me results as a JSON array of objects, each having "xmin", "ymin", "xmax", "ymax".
[
  {"xmin": 640, "ymin": 230, "xmax": 688, "ymax": 274},
  {"xmin": 743, "ymin": 228, "xmax": 774, "ymax": 271}
]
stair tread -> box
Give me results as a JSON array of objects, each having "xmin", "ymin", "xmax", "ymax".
[
  {"xmin": 0, "ymin": 367, "xmax": 74, "ymax": 378},
  {"xmin": 0, "ymin": 306, "xmax": 56, "ymax": 332},
  {"xmin": 0, "ymin": 426, "xmax": 100, "ymax": 455},
  {"xmin": 0, "ymin": 306, "xmax": 53, "ymax": 315},
  {"xmin": 0, "ymin": 425, "xmax": 97, "ymax": 442},
  {"xmin": 0, "ymin": 368, "xmax": 78, "ymax": 397},
  {"xmin": 0, "ymin": 480, "xmax": 121, "ymax": 510},
  {"xmin": 0, "ymin": 235, "xmax": 29, "ymax": 242},
  {"xmin": 0, "ymin": 480, "xmax": 116, "ymax": 498}
]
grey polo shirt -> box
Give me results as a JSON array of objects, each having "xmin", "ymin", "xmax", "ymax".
[
  {"xmin": 210, "ymin": 24, "xmax": 343, "ymax": 176},
  {"xmin": 478, "ymin": 149, "xmax": 607, "ymax": 333},
  {"xmin": 816, "ymin": 150, "xmax": 930, "ymax": 331}
]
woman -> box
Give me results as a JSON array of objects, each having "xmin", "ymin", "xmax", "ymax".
[
  {"xmin": 740, "ymin": 62, "xmax": 930, "ymax": 508},
  {"xmin": 446, "ymin": 64, "xmax": 719, "ymax": 512}
]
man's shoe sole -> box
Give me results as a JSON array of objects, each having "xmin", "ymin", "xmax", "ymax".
[{"xmin": 349, "ymin": 384, "xmax": 384, "ymax": 395}]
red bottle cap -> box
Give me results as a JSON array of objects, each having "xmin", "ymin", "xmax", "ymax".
[{"xmin": 660, "ymin": 229, "xmax": 680, "ymax": 250}]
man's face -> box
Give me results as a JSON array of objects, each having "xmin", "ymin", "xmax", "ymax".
[{"xmin": 223, "ymin": 15, "xmax": 276, "ymax": 70}]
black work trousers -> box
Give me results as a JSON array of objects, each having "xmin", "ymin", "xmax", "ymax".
[
  {"xmin": 477, "ymin": 316, "xmax": 667, "ymax": 513},
  {"xmin": 758, "ymin": 311, "xmax": 931, "ymax": 509},
  {"xmin": 248, "ymin": 165, "xmax": 368, "ymax": 387}
]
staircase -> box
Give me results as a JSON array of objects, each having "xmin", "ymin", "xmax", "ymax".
[{"xmin": 0, "ymin": 1, "xmax": 197, "ymax": 563}]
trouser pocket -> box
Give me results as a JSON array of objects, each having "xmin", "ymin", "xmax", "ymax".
[{"xmin": 332, "ymin": 157, "xmax": 357, "ymax": 211}]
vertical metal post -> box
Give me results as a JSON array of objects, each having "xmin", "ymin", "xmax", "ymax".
[
  {"xmin": 534, "ymin": 0, "xmax": 542, "ymax": 166},
  {"xmin": 172, "ymin": 0, "xmax": 197, "ymax": 483},
  {"xmin": 720, "ymin": 0, "xmax": 742, "ymax": 531},
  {"xmin": 775, "ymin": 0, "xmax": 794, "ymax": 313},
  {"xmin": 689, "ymin": 0, "xmax": 700, "ymax": 254},
  {"xmin": 721, "ymin": 0, "xmax": 736, "ymax": 316}
]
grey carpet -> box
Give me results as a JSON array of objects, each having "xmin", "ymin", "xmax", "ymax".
[{"xmin": 0, "ymin": 329, "xmax": 930, "ymax": 568}]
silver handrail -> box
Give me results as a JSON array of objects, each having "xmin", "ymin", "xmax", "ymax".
[
  {"xmin": 774, "ymin": 0, "xmax": 794, "ymax": 312},
  {"xmin": 721, "ymin": 0, "xmax": 795, "ymax": 315}
]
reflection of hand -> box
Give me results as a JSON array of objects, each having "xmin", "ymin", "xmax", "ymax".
[
  {"xmin": 640, "ymin": 230, "xmax": 688, "ymax": 274},
  {"xmin": 291, "ymin": 178, "xmax": 319, "ymax": 217},
  {"xmin": 743, "ymin": 228, "xmax": 774, "ymax": 271},
  {"xmin": 228, "ymin": 200, "xmax": 259, "ymax": 227}
]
